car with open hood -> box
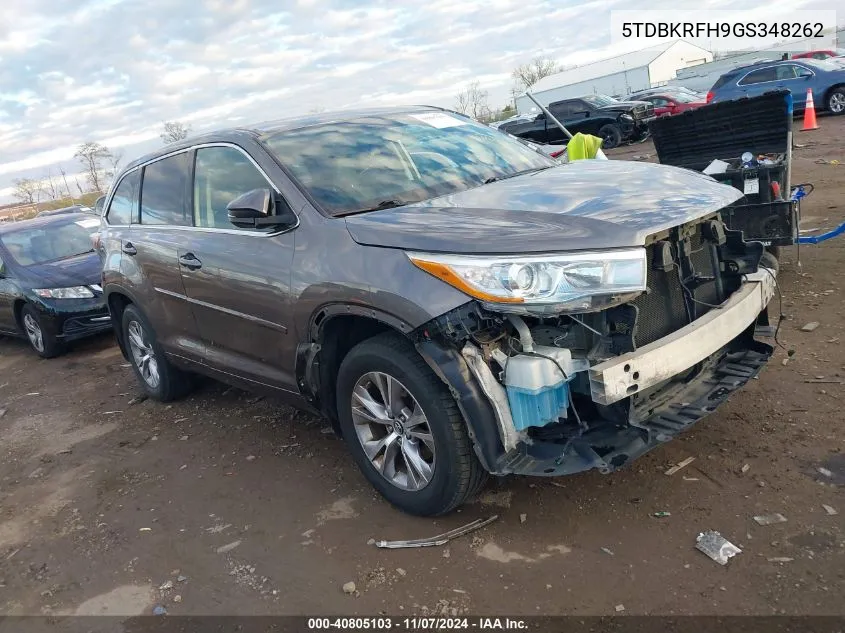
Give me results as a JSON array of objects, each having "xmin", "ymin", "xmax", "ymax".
[
  {"xmin": 499, "ymin": 95, "xmax": 654, "ymax": 149},
  {"xmin": 0, "ymin": 213, "xmax": 111, "ymax": 357},
  {"xmin": 98, "ymin": 107, "xmax": 775, "ymax": 516}
]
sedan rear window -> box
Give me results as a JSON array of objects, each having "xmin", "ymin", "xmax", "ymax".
[
  {"xmin": 262, "ymin": 112, "xmax": 553, "ymax": 216},
  {"xmin": 0, "ymin": 221, "xmax": 96, "ymax": 266}
]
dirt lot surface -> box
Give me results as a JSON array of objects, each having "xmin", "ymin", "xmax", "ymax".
[{"xmin": 1, "ymin": 116, "xmax": 844, "ymax": 621}]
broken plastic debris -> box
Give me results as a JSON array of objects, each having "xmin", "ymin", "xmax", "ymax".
[
  {"xmin": 800, "ymin": 322, "xmax": 820, "ymax": 332},
  {"xmin": 818, "ymin": 467, "xmax": 834, "ymax": 478},
  {"xmin": 374, "ymin": 516, "xmax": 498, "ymax": 549},
  {"xmin": 741, "ymin": 464, "xmax": 751, "ymax": 474},
  {"xmin": 696, "ymin": 531, "xmax": 741, "ymax": 565},
  {"xmin": 152, "ymin": 605, "xmax": 167, "ymax": 616},
  {"xmin": 615, "ymin": 604, "xmax": 625, "ymax": 612},
  {"xmin": 216, "ymin": 540, "xmax": 242, "ymax": 554},
  {"xmin": 159, "ymin": 580, "xmax": 174, "ymax": 591},
  {"xmin": 768, "ymin": 557, "xmax": 794, "ymax": 563},
  {"xmin": 139, "ymin": 527, "xmax": 152, "ymax": 532},
  {"xmin": 753, "ymin": 513, "xmax": 787, "ymax": 526},
  {"xmin": 652, "ymin": 511, "xmax": 671, "ymax": 518},
  {"xmin": 822, "ymin": 504, "xmax": 837, "ymax": 516},
  {"xmin": 665, "ymin": 457, "xmax": 695, "ymax": 475},
  {"xmin": 601, "ymin": 547, "xmax": 615, "ymax": 556}
]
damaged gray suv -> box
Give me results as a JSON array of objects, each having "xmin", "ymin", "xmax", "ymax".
[{"xmin": 99, "ymin": 107, "xmax": 776, "ymax": 516}]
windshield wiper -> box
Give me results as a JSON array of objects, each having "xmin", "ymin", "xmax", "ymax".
[
  {"xmin": 483, "ymin": 166, "xmax": 553, "ymax": 184},
  {"xmin": 355, "ymin": 199, "xmax": 406, "ymax": 213}
]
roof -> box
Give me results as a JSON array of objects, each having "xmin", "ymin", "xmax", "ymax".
[
  {"xmin": 124, "ymin": 106, "xmax": 442, "ymax": 171},
  {"xmin": 0, "ymin": 213, "xmax": 92, "ymax": 235},
  {"xmin": 529, "ymin": 42, "xmax": 679, "ymax": 94}
]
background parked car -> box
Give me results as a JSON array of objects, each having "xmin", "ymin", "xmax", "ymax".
[
  {"xmin": 637, "ymin": 90, "xmax": 707, "ymax": 116},
  {"xmin": 791, "ymin": 49, "xmax": 845, "ymax": 60},
  {"xmin": 0, "ymin": 214, "xmax": 111, "ymax": 357},
  {"xmin": 37, "ymin": 204, "xmax": 96, "ymax": 217},
  {"xmin": 707, "ymin": 58, "xmax": 845, "ymax": 114},
  {"xmin": 629, "ymin": 86, "xmax": 705, "ymax": 100},
  {"xmin": 498, "ymin": 94, "xmax": 654, "ymax": 149}
]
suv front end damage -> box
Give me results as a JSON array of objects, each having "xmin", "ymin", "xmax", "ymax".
[{"xmin": 414, "ymin": 216, "xmax": 775, "ymax": 477}]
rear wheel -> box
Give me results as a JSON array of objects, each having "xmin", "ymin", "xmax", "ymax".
[
  {"xmin": 826, "ymin": 88, "xmax": 845, "ymax": 115},
  {"xmin": 598, "ymin": 124, "xmax": 622, "ymax": 149},
  {"xmin": 122, "ymin": 304, "xmax": 192, "ymax": 402},
  {"xmin": 21, "ymin": 304, "xmax": 64, "ymax": 358},
  {"xmin": 336, "ymin": 332, "xmax": 487, "ymax": 516}
]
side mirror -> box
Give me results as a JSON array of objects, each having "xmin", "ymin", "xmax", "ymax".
[
  {"xmin": 227, "ymin": 188, "xmax": 296, "ymax": 230},
  {"xmin": 534, "ymin": 113, "xmax": 545, "ymax": 121}
]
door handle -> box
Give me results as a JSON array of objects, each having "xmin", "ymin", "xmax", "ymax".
[
  {"xmin": 122, "ymin": 242, "xmax": 137, "ymax": 255},
  {"xmin": 178, "ymin": 254, "xmax": 202, "ymax": 270}
]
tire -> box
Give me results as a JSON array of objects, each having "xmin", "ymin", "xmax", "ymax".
[
  {"xmin": 336, "ymin": 332, "xmax": 487, "ymax": 516},
  {"xmin": 122, "ymin": 304, "xmax": 192, "ymax": 402},
  {"xmin": 598, "ymin": 124, "xmax": 622, "ymax": 150},
  {"xmin": 826, "ymin": 88, "xmax": 845, "ymax": 115},
  {"xmin": 21, "ymin": 304, "xmax": 64, "ymax": 358}
]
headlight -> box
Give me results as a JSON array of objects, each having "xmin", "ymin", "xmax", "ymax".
[
  {"xmin": 408, "ymin": 249, "xmax": 647, "ymax": 314},
  {"xmin": 34, "ymin": 286, "xmax": 95, "ymax": 299},
  {"xmin": 619, "ymin": 113, "xmax": 634, "ymax": 121}
]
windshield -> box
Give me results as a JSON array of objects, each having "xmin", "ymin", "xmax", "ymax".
[
  {"xmin": 0, "ymin": 220, "xmax": 96, "ymax": 266},
  {"xmin": 670, "ymin": 92, "xmax": 700, "ymax": 103},
  {"xmin": 582, "ymin": 95, "xmax": 618, "ymax": 107},
  {"xmin": 262, "ymin": 111, "xmax": 554, "ymax": 216},
  {"xmin": 799, "ymin": 59, "xmax": 841, "ymax": 71}
]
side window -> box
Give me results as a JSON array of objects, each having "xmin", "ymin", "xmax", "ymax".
[
  {"xmin": 650, "ymin": 97, "xmax": 670, "ymax": 107},
  {"xmin": 140, "ymin": 153, "xmax": 190, "ymax": 226},
  {"xmin": 106, "ymin": 171, "xmax": 140, "ymax": 225},
  {"xmin": 192, "ymin": 146, "xmax": 272, "ymax": 229},
  {"xmin": 549, "ymin": 101, "xmax": 576, "ymax": 118},
  {"xmin": 776, "ymin": 65, "xmax": 799, "ymax": 80},
  {"xmin": 739, "ymin": 67, "xmax": 777, "ymax": 85}
]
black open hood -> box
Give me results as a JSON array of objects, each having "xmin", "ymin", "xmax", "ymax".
[{"xmin": 649, "ymin": 90, "xmax": 792, "ymax": 171}]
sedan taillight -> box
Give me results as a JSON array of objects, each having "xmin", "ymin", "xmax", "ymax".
[{"xmin": 706, "ymin": 91, "xmax": 714, "ymax": 103}]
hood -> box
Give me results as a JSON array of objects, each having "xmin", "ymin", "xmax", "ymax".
[
  {"xmin": 22, "ymin": 251, "xmax": 102, "ymax": 288},
  {"xmin": 344, "ymin": 160, "xmax": 743, "ymax": 254}
]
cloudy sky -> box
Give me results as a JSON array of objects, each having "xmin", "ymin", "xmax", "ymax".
[{"xmin": 0, "ymin": 0, "xmax": 837, "ymax": 202}]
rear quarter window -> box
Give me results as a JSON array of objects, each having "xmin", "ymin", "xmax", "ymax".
[{"xmin": 710, "ymin": 74, "xmax": 734, "ymax": 91}]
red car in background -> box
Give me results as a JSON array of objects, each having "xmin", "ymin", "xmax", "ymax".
[
  {"xmin": 792, "ymin": 49, "xmax": 845, "ymax": 60},
  {"xmin": 638, "ymin": 91, "xmax": 707, "ymax": 117}
]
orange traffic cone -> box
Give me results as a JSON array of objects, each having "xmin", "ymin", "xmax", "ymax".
[{"xmin": 802, "ymin": 88, "xmax": 819, "ymax": 131}]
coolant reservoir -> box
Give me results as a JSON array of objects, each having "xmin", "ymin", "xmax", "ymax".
[{"xmin": 492, "ymin": 346, "xmax": 587, "ymax": 431}]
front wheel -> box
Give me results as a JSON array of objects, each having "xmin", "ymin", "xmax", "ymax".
[
  {"xmin": 122, "ymin": 304, "xmax": 192, "ymax": 402},
  {"xmin": 336, "ymin": 333, "xmax": 487, "ymax": 516},
  {"xmin": 21, "ymin": 304, "xmax": 64, "ymax": 358},
  {"xmin": 598, "ymin": 124, "xmax": 622, "ymax": 149},
  {"xmin": 826, "ymin": 88, "xmax": 845, "ymax": 115}
]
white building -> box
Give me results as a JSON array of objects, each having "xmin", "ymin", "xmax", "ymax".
[{"xmin": 515, "ymin": 40, "xmax": 713, "ymax": 113}]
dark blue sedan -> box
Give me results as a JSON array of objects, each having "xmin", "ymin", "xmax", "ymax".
[
  {"xmin": 708, "ymin": 58, "xmax": 845, "ymax": 114},
  {"xmin": 0, "ymin": 214, "xmax": 111, "ymax": 357}
]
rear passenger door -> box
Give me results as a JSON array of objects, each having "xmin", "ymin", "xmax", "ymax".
[
  {"xmin": 127, "ymin": 152, "xmax": 204, "ymax": 361},
  {"xmin": 177, "ymin": 144, "xmax": 297, "ymax": 393},
  {"xmin": 737, "ymin": 66, "xmax": 778, "ymax": 98}
]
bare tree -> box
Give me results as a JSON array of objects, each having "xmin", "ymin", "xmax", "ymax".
[
  {"xmin": 41, "ymin": 169, "xmax": 61, "ymax": 200},
  {"xmin": 160, "ymin": 121, "xmax": 191, "ymax": 144},
  {"xmin": 58, "ymin": 167, "xmax": 75, "ymax": 202},
  {"xmin": 512, "ymin": 56, "xmax": 561, "ymax": 90},
  {"xmin": 12, "ymin": 178, "xmax": 41, "ymax": 205},
  {"xmin": 74, "ymin": 142, "xmax": 113, "ymax": 193},
  {"xmin": 454, "ymin": 81, "xmax": 491, "ymax": 121}
]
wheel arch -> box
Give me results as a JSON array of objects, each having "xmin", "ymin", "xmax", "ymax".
[
  {"xmin": 104, "ymin": 288, "xmax": 136, "ymax": 360},
  {"xmin": 298, "ymin": 305, "xmax": 416, "ymax": 434}
]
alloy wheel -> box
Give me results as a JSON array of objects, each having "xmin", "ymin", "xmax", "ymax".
[
  {"xmin": 23, "ymin": 313, "xmax": 44, "ymax": 353},
  {"xmin": 830, "ymin": 92, "xmax": 845, "ymax": 114},
  {"xmin": 127, "ymin": 320, "xmax": 160, "ymax": 389},
  {"xmin": 350, "ymin": 371, "xmax": 436, "ymax": 491}
]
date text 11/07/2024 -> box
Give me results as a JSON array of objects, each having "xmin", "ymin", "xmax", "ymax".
[{"xmin": 307, "ymin": 617, "xmax": 528, "ymax": 630}]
